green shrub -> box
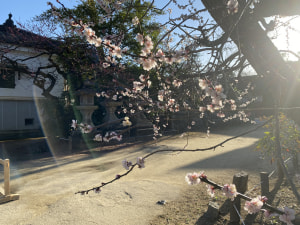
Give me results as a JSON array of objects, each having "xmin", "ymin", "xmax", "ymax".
[{"xmin": 256, "ymin": 113, "xmax": 300, "ymax": 163}]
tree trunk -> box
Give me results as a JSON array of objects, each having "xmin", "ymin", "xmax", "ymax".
[{"xmin": 201, "ymin": 0, "xmax": 296, "ymax": 81}]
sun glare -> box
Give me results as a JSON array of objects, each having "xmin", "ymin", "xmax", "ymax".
[{"xmin": 272, "ymin": 16, "xmax": 300, "ymax": 60}]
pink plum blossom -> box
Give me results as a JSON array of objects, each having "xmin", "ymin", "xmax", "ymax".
[
  {"xmin": 122, "ymin": 117, "xmax": 132, "ymax": 127},
  {"xmin": 133, "ymin": 81, "xmax": 145, "ymax": 92},
  {"xmin": 110, "ymin": 45, "xmax": 122, "ymax": 58},
  {"xmin": 139, "ymin": 74, "xmax": 147, "ymax": 82},
  {"xmin": 207, "ymin": 129, "xmax": 210, "ymax": 137},
  {"xmin": 164, "ymin": 57, "xmax": 174, "ymax": 64},
  {"xmin": 103, "ymin": 62, "xmax": 110, "ymax": 68},
  {"xmin": 84, "ymin": 27, "xmax": 95, "ymax": 37},
  {"xmin": 244, "ymin": 196, "xmax": 264, "ymax": 214},
  {"xmin": 231, "ymin": 104, "xmax": 237, "ymax": 111},
  {"xmin": 103, "ymin": 39, "xmax": 111, "ymax": 46},
  {"xmin": 217, "ymin": 112, "xmax": 225, "ymax": 118},
  {"xmin": 206, "ymin": 185, "xmax": 215, "ymax": 197},
  {"xmin": 140, "ymin": 57, "xmax": 157, "ymax": 71},
  {"xmin": 71, "ymin": 120, "xmax": 78, "ymax": 129},
  {"xmin": 80, "ymin": 124, "xmax": 93, "ymax": 133},
  {"xmin": 168, "ymin": 99, "xmax": 175, "ymax": 105},
  {"xmin": 214, "ymin": 84, "xmax": 223, "ymax": 94},
  {"xmin": 93, "ymin": 134, "xmax": 103, "ymax": 142},
  {"xmin": 136, "ymin": 157, "xmax": 145, "ymax": 168},
  {"xmin": 156, "ymin": 49, "xmax": 165, "ymax": 61},
  {"xmin": 199, "ymin": 106, "xmax": 206, "ymax": 112},
  {"xmin": 115, "ymin": 135, "xmax": 122, "ymax": 141},
  {"xmin": 263, "ymin": 209, "xmax": 278, "ymax": 219},
  {"xmin": 199, "ymin": 79, "xmax": 207, "ymax": 89},
  {"xmin": 279, "ymin": 207, "xmax": 295, "ymax": 225},
  {"xmin": 112, "ymin": 95, "xmax": 118, "ymax": 101},
  {"xmin": 185, "ymin": 171, "xmax": 205, "ymax": 185},
  {"xmin": 222, "ymin": 184, "xmax": 237, "ymax": 200},
  {"xmin": 122, "ymin": 159, "xmax": 132, "ymax": 170},
  {"xmin": 136, "ymin": 33, "xmax": 144, "ymax": 45},
  {"xmin": 158, "ymin": 90, "xmax": 164, "ymax": 101},
  {"xmin": 144, "ymin": 35, "xmax": 153, "ymax": 50},
  {"xmin": 227, "ymin": 0, "xmax": 239, "ymax": 14},
  {"xmin": 172, "ymin": 80, "xmax": 182, "ymax": 87},
  {"xmin": 94, "ymin": 37, "xmax": 102, "ymax": 47},
  {"xmin": 132, "ymin": 16, "xmax": 139, "ymax": 25},
  {"xmin": 207, "ymin": 105, "xmax": 215, "ymax": 113}
]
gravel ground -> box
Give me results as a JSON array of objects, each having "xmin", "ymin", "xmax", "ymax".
[{"xmin": 0, "ymin": 124, "xmax": 299, "ymax": 225}]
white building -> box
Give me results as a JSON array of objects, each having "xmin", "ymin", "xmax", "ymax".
[{"xmin": 0, "ymin": 14, "xmax": 64, "ymax": 140}]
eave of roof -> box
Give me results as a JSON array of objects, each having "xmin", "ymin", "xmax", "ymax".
[{"xmin": 0, "ymin": 14, "xmax": 59, "ymax": 50}]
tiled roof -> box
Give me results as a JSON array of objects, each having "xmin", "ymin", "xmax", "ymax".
[{"xmin": 0, "ymin": 14, "xmax": 58, "ymax": 49}]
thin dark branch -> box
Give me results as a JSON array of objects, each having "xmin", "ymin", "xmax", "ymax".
[
  {"xmin": 75, "ymin": 118, "xmax": 272, "ymax": 195},
  {"xmin": 200, "ymin": 177, "xmax": 285, "ymax": 215}
]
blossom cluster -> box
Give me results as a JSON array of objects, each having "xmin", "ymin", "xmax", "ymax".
[
  {"xmin": 185, "ymin": 171, "xmax": 206, "ymax": 185},
  {"xmin": 185, "ymin": 172, "xmax": 296, "ymax": 224},
  {"xmin": 71, "ymin": 119, "xmax": 123, "ymax": 143},
  {"xmin": 244, "ymin": 196, "xmax": 264, "ymax": 214},
  {"xmin": 135, "ymin": 33, "xmax": 188, "ymax": 71},
  {"xmin": 93, "ymin": 131, "xmax": 123, "ymax": 142},
  {"xmin": 222, "ymin": 183, "xmax": 237, "ymax": 200},
  {"xmin": 71, "ymin": 120, "xmax": 93, "ymax": 133},
  {"xmin": 227, "ymin": 0, "xmax": 239, "ymax": 14},
  {"xmin": 122, "ymin": 117, "xmax": 132, "ymax": 127},
  {"xmin": 122, "ymin": 157, "xmax": 145, "ymax": 170}
]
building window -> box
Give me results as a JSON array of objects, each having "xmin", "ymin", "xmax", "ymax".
[
  {"xmin": 0, "ymin": 69, "xmax": 16, "ymax": 88},
  {"xmin": 25, "ymin": 118, "xmax": 34, "ymax": 126}
]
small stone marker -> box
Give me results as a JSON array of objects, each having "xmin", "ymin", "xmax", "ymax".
[{"xmin": 205, "ymin": 201, "xmax": 219, "ymax": 220}]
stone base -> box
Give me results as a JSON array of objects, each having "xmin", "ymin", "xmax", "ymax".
[{"xmin": 0, "ymin": 194, "xmax": 20, "ymax": 204}]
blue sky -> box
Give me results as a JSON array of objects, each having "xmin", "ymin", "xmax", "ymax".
[
  {"xmin": 1, "ymin": 0, "xmax": 297, "ymax": 54},
  {"xmin": 0, "ymin": 0, "xmax": 194, "ymax": 26},
  {"xmin": 0, "ymin": 0, "xmax": 78, "ymax": 25}
]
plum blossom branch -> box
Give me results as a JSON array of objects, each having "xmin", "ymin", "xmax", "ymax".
[
  {"xmin": 143, "ymin": 118, "xmax": 271, "ymax": 160},
  {"xmin": 75, "ymin": 118, "xmax": 271, "ymax": 195},
  {"xmin": 185, "ymin": 172, "xmax": 296, "ymax": 223}
]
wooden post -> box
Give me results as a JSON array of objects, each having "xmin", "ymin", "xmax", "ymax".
[
  {"xmin": 3, "ymin": 159, "xmax": 10, "ymax": 195},
  {"xmin": 230, "ymin": 171, "xmax": 248, "ymax": 225},
  {"xmin": 0, "ymin": 158, "xmax": 20, "ymax": 204},
  {"xmin": 260, "ymin": 172, "xmax": 269, "ymax": 197}
]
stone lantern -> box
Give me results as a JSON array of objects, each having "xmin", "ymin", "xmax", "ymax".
[
  {"xmin": 102, "ymin": 100, "xmax": 123, "ymax": 123},
  {"xmin": 75, "ymin": 85, "xmax": 98, "ymax": 126}
]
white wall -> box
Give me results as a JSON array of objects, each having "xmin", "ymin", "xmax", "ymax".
[
  {"xmin": 0, "ymin": 100, "xmax": 40, "ymax": 131},
  {"xmin": 0, "ymin": 44, "xmax": 64, "ymax": 99},
  {"xmin": 0, "ymin": 44, "xmax": 64, "ymax": 133}
]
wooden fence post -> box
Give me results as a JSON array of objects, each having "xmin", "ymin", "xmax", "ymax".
[
  {"xmin": 260, "ymin": 172, "xmax": 269, "ymax": 197},
  {"xmin": 3, "ymin": 159, "xmax": 10, "ymax": 195},
  {"xmin": 230, "ymin": 171, "xmax": 248, "ymax": 224},
  {"xmin": 0, "ymin": 158, "xmax": 19, "ymax": 204}
]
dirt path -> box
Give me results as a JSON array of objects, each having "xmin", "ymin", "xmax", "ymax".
[{"xmin": 0, "ymin": 125, "xmax": 275, "ymax": 225}]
